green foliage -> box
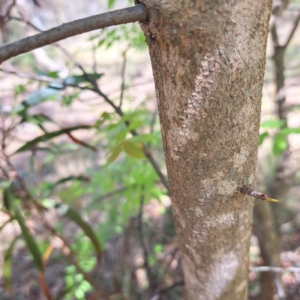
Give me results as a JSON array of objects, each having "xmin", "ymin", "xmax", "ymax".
[
  {"xmin": 2, "ymin": 63, "xmax": 164, "ymax": 299},
  {"xmin": 14, "ymin": 208, "xmax": 44, "ymax": 271},
  {"xmin": 96, "ymin": 23, "xmax": 147, "ymax": 50},
  {"xmin": 259, "ymin": 119, "xmax": 300, "ymax": 155},
  {"xmin": 64, "ymin": 265, "xmax": 92, "ymax": 300},
  {"xmin": 4, "ymin": 236, "xmax": 20, "ymax": 294},
  {"xmin": 107, "ymin": 0, "xmax": 133, "ymax": 9},
  {"xmin": 0, "ymin": 12, "xmax": 164, "ymax": 298}
]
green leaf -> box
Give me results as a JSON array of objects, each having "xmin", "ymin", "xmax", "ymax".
[
  {"xmin": 14, "ymin": 84, "xmax": 26, "ymax": 96},
  {"xmin": 123, "ymin": 142, "xmax": 144, "ymax": 159},
  {"xmin": 64, "ymin": 73, "xmax": 103, "ymax": 85},
  {"xmin": 54, "ymin": 203, "xmax": 102, "ymax": 263},
  {"xmin": 4, "ymin": 236, "xmax": 20, "ymax": 295},
  {"xmin": 21, "ymin": 113, "xmax": 54, "ymax": 125},
  {"xmin": 41, "ymin": 176, "xmax": 90, "ymax": 198},
  {"xmin": 128, "ymin": 120, "xmax": 144, "ymax": 130},
  {"xmin": 153, "ymin": 244, "xmax": 163, "ymax": 253},
  {"xmin": 107, "ymin": 144, "xmax": 123, "ymax": 164},
  {"xmin": 116, "ymin": 131, "xmax": 127, "ymax": 143},
  {"xmin": 272, "ymin": 134, "xmax": 287, "ymax": 156},
  {"xmin": 62, "ymin": 91, "xmax": 81, "ymax": 106},
  {"xmin": 101, "ymin": 112, "xmax": 111, "ymax": 120},
  {"xmin": 47, "ymin": 71, "xmax": 60, "ymax": 78},
  {"xmin": 11, "ymin": 87, "xmax": 59, "ymax": 115},
  {"xmin": 14, "ymin": 208, "xmax": 43, "ymax": 271},
  {"xmin": 108, "ymin": 0, "xmax": 116, "ymax": 8},
  {"xmin": 14, "ymin": 124, "xmax": 93, "ymax": 153},
  {"xmin": 125, "ymin": 134, "xmax": 155, "ymax": 144},
  {"xmin": 3, "ymin": 186, "xmax": 13, "ymax": 211},
  {"xmin": 260, "ymin": 120, "xmax": 285, "ymax": 129},
  {"xmin": 280, "ymin": 127, "xmax": 300, "ymax": 135},
  {"xmin": 259, "ymin": 132, "xmax": 269, "ymax": 145},
  {"xmin": 52, "ymin": 175, "xmax": 90, "ymax": 188}
]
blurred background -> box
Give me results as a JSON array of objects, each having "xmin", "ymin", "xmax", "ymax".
[{"xmin": 0, "ymin": 0, "xmax": 299, "ymax": 299}]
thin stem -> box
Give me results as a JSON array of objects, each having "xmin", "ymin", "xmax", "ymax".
[
  {"xmin": 151, "ymin": 280, "xmax": 184, "ymax": 298},
  {"xmin": 0, "ymin": 67, "xmax": 62, "ymax": 84},
  {"xmin": 137, "ymin": 192, "xmax": 156, "ymax": 291},
  {"xmin": 119, "ymin": 50, "xmax": 127, "ymax": 108}
]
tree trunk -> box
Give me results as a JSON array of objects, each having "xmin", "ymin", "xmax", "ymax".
[{"xmin": 139, "ymin": 1, "xmax": 272, "ymax": 299}]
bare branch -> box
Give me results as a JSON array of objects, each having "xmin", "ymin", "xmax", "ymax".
[
  {"xmin": 271, "ymin": 22, "xmax": 280, "ymax": 47},
  {"xmin": 0, "ymin": 67, "xmax": 62, "ymax": 84},
  {"xmin": 0, "ymin": 4, "xmax": 148, "ymax": 64},
  {"xmin": 283, "ymin": 11, "xmax": 300, "ymax": 48}
]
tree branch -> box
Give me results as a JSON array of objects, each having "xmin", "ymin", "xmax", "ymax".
[
  {"xmin": 0, "ymin": 67, "xmax": 62, "ymax": 84},
  {"xmin": 0, "ymin": 4, "xmax": 148, "ymax": 64},
  {"xmin": 283, "ymin": 11, "xmax": 300, "ymax": 48}
]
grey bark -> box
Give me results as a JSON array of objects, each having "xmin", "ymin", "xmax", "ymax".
[{"xmin": 139, "ymin": 1, "xmax": 272, "ymax": 299}]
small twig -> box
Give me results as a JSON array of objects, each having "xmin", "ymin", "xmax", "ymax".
[
  {"xmin": 57, "ymin": 44, "xmax": 123, "ymax": 114},
  {"xmin": 0, "ymin": 0, "xmax": 16, "ymax": 26},
  {"xmin": 251, "ymin": 266, "xmax": 300, "ymax": 273},
  {"xmin": 96, "ymin": 186, "xmax": 133, "ymax": 202},
  {"xmin": 0, "ymin": 4, "xmax": 148, "ymax": 63},
  {"xmin": 107, "ymin": 80, "xmax": 154, "ymax": 97},
  {"xmin": 119, "ymin": 50, "xmax": 127, "ymax": 108},
  {"xmin": 236, "ymin": 185, "xmax": 279, "ymax": 203},
  {"xmin": 150, "ymin": 280, "xmax": 184, "ymax": 299},
  {"xmin": 0, "ymin": 67, "xmax": 62, "ymax": 84},
  {"xmin": 137, "ymin": 192, "xmax": 156, "ymax": 291},
  {"xmin": 6, "ymin": 15, "xmax": 42, "ymax": 31}
]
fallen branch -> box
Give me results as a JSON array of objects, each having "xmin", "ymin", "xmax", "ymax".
[{"xmin": 0, "ymin": 4, "xmax": 147, "ymax": 64}]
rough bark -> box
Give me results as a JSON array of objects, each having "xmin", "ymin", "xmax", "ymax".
[{"xmin": 138, "ymin": 1, "xmax": 272, "ymax": 299}]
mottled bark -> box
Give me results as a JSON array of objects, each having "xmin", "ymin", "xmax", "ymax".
[{"xmin": 138, "ymin": 1, "xmax": 272, "ymax": 299}]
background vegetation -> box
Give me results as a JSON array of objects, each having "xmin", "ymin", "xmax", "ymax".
[{"xmin": 0, "ymin": 0, "xmax": 299, "ymax": 299}]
